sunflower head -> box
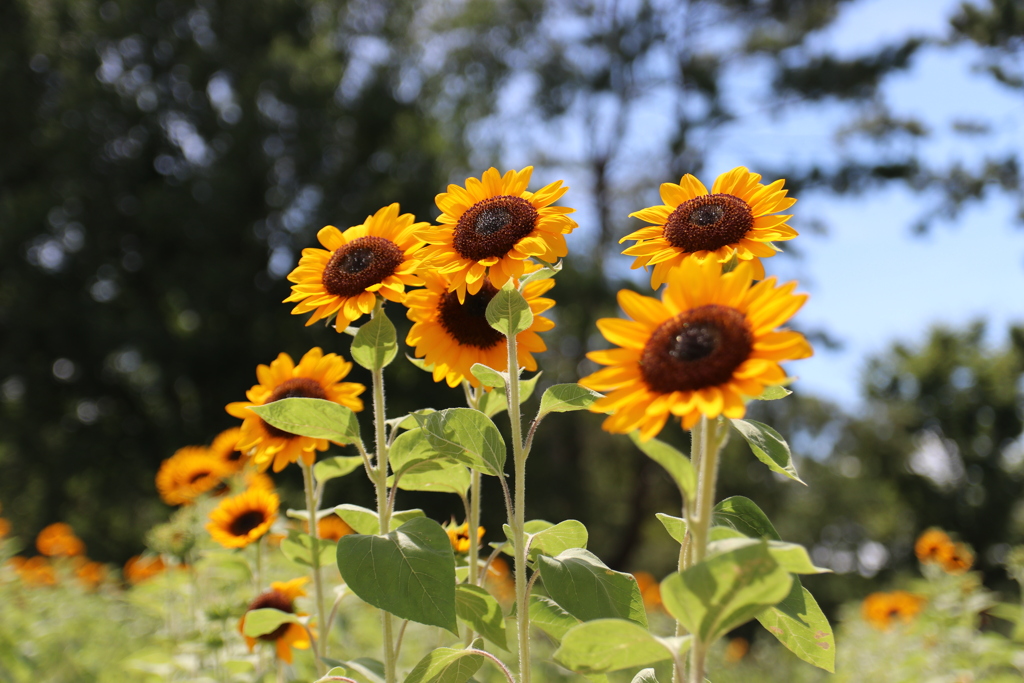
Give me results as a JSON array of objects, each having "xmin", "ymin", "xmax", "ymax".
[
  {"xmin": 74, "ymin": 558, "xmax": 107, "ymax": 590},
  {"xmin": 405, "ymin": 269, "xmax": 555, "ymax": 387},
  {"xmin": 210, "ymin": 427, "xmax": 247, "ymax": 473},
  {"xmin": 123, "ymin": 554, "xmax": 166, "ymax": 584},
  {"xmin": 308, "ymin": 514, "xmax": 354, "ymax": 542},
  {"xmin": 939, "ymin": 542, "xmax": 974, "ymax": 575},
  {"xmin": 444, "ymin": 520, "xmax": 485, "ymax": 555},
  {"xmin": 10, "ymin": 556, "xmax": 57, "ymax": 587},
  {"xmin": 862, "ymin": 591, "xmax": 926, "ymax": 630},
  {"xmin": 240, "ymin": 577, "xmax": 311, "ymax": 663},
  {"xmin": 36, "ymin": 522, "xmax": 85, "ymax": 557},
  {"xmin": 226, "ymin": 348, "xmax": 365, "ymax": 472},
  {"xmin": 284, "ymin": 204, "xmax": 427, "ymax": 331},
  {"xmin": 631, "ymin": 571, "xmax": 663, "ymax": 611},
  {"xmin": 580, "ymin": 259, "xmax": 811, "ymax": 439},
  {"xmin": 206, "ymin": 488, "xmax": 279, "ymax": 549},
  {"xmin": 418, "ymin": 167, "xmax": 576, "ymax": 301},
  {"xmin": 915, "ymin": 528, "xmax": 952, "ymax": 564},
  {"xmin": 621, "ymin": 167, "xmax": 797, "ymax": 288},
  {"xmin": 156, "ymin": 446, "xmax": 232, "ymax": 506}
]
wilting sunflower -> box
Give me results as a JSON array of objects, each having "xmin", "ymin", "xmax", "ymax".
[
  {"xmin": 206, "ymin": 488, "xmax": 279, "ymax": 549},
  {"xmin": 240, "ymin": 578, "xmax": 311, "ymax": 663},
  {"xmin": 621, "ymin": 167, "xmax": 797, "ymax": 288},
  {"xmin": 418, "ymin": 167, "xmax": 577, "ymax": 301},
  {"xmin": 36, "ymin": 522, "xmax": 86, "ymax": 557},
  {"xmin": 862, "ymin": 591, "xmax": 926, "ymax": 630},
  {"xmin": 226, "ymin": 348, "xmax": 365, "ymax": 472},
  {"xmin": 284, "ymin": 204, "xmax": 427, "ymax": 331},
  {"xmin": 155, "ymin": 447, "xmax": 232, "ymax": 506},
  {"xmin": 209, "ymin": 426, "xmax": 247, "ymax": 473},
  {"xmin": 444, "ymin": 520, "xmax": 485, "ymax": 555},
  {"xmin": 405, "ymin": 270, "xmax": 554, "ymax": 387},
  {"xmin": 580, "ymin": 259, "xmax": 812, "ymax": 438}
]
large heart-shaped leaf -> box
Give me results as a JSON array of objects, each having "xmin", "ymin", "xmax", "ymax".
[
  {"xmin": 538, "ymin": 549, "xmax": 647, "ymax": 628},
  {"xmin": 249, "ymin": 397, "xmax": 361, "ymax": 444},
  {"xmin": 421, "ymin": 408, "xmax": 506, "ymax": 477},
  {"xmin": 351, "ymin": 313, "xmax": 398, "ymax": 371},
  {"xmin": 554, "ymin": 618, "xmax": 689, "ymax": 674},
  {"xmin": 455, "ymin": 585, "xmax": 507, "ymax": 650},
  {"xmin": 757, "ymin": 582, "xmax": 835, "ymax": 672}
]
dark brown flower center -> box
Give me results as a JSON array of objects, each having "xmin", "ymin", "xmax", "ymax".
[
  {"xmin": 436, "ymin": 282, "xmax": 505, "ymax": 350},
  {"xmin": 663, "ymin": 194, "xmax": 753, "ymax": 253},
  {"xmin": 453, "ymin": 195, "xmax": 538, "ymax": 261},
  {"xmin": 229, "ymin": 510, "xmax": 267, "ymax": 537},
  {"xmin": 640, "ymin": 305, "xmax": 753, "ymax": 393},
  {"xmin": 322, "ymin": 236, "xmax": 404, "ymax": 298},
  {"xmin": 262, "ymin": 377, "xmax": 327, "ymax": 438},
  {"xmin": 247, "ymin": 590, "xmax": 295, "ymax": 641},
  {"xmin": 188, "ymin": 470, "xmax": 213, "ymax": 484}
]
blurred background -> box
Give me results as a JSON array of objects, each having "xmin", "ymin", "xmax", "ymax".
[{"xmin": 2, "ymin": 0, "xmax": 1023, "ymax": 619}]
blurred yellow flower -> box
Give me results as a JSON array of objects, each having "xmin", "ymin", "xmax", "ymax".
[
  {"xmin": 915, "ymin": 528, "xmax": 952, "ymax": 564},
  {"xmin": 444, "ymin": 520, "xmax": 484, "ymax": 555},
  {"xmin": 36, "ymin": 522, "xmax": 86, "ymax": 557},
  {"xmin": 9, "ymin": 556, "xmax": 57, "ymax": 586},
  {"xmin": 206, "ymin": 488, "xmax": 279, "ymax": 549},
  {"xmin": 862, "ymin": 590, "xmax": 926, "ymax": 630},
  {"xmin": 631, "ymin": 571, "xmax": 663, "ymax": 611},
  {"xmin": 124, "ymin": 554, "xmax": 166, "ymax": 584},
  {"xmin": 155, "ymin": 446, "xmax": 232, "ymax": 506},
  {"xmin": 209, "ymin": 426, "xmax": 247, "ymax": 473},
  {"xmin": 240, "ymin": 578, "xmax": 311, "ymax": 663}
]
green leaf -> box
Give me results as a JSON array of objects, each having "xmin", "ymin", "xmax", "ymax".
[
  {"xmin": 351, "ymin": 314, "xmax": 398, "ymax": 371},
  {"xmin": 730, "ymin": 419, "xmax": 804, "ymax": 484},
  {"xmin": 538, "ymin": 548, "xmax": 648, "ymax": 628},
  {"xmin": 343, "ymin": 658, "xmax": 386, "ymax": 683},
  {"xmin": 280, "ymin": 530, "xmax": 336, "ymax": 567},
  {"xmin": 455, "ymin": 584, "xmax": 508, "ymax": 650},
  {"xmin": 629, "ymin": 433, "xmax": 696, "ymax": 501},
  {"xmin": 314, "ymin": 456, "xmax": 364, "ymax": 483},
  {"xmin": 422, "ymin": 408, "xmax": 506, "ymax": 477},
  {"xmin": 334, "ymin": 504, "xmax": 424, "ymax": 536},
  {"xmin": 713, "ymin": 496, "xmax": 781, "ymax": 541},
  {"xmin": 470, "ymin": 363, "xmax": 507, "ymax": 388},
  {"xmin": 655, "ymin": 513, "xmax": 687, "ymax": 545},
  {"xmin": 394, "ymin": 461, "xmax": 471, "ymax": 495},
  {"xmin": 337, "ymin": 517, "xmax": 458, "ymax": 633},
  {"xmin": 477, "ymin": 373, "xmax": 541, "ymax": 418},
  {"xmin": 519, "ymin": 260, "xmax": 562, "ymax": 285},
  {"xmin": 528, "ymin": 519, "xmax": 588, "ymax": 560},
  {"xmin": 554, "ymin": 619, "xmax": 689, "ymax": 674},
  {"xmin": 757, "ymin": 583, "xmax": 835, "ymax": 673},
  {"xmin": 391, "ymin": 408, "xmax": 436, "ymax": 432},
  {"xmin": 498, "ymin": 519, "xmax": 556, "ymax": 555},
  {"xmin": 389, "ymin": 428, "xmax": 459, "ymax": 482},
  {"xmin": 403, "ymin": 645, "xmax": 483, "ymax": 683},
  {"xmin": 754, "ymin": 385, "xmax": 792, "ymax": 401},
  {"xmin": 706, "ymin": 537, "xmax": 830, "ymax": 575},
  {"xmin": 485, "ymin": 282, "xmax": 533, "ymax": 336},
  {"xmin": 241, "ymin": 608, "xmax": 298, "ymax": 638},
  {"xmin": 631, "ymin": 669, "xmax": 659, "ymax": 683},
  {"xmin": 661, "ymin": 542, "xmax": 794, "ymax": 643},
  {"xmin": 537, "ymin": 384, "xmax": 602, "ymax": 417},
  {"xmin": 529, "ymin": 595, "xmax": 580, "ymax": 642},
  {"xmin": 249, "ymin": 398, "xmax": 360, "ymax": 444}
]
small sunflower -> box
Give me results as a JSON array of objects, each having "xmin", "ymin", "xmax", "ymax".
[
  {"xmin": 36, "ymin": 522, "xmax": 86, "ymax": 557},
  {"xmin": 405, "ymin": 270, "xmax": 554, "ymax": 387},
  {"xmin": 862, "ymin": 591, "xmax": 926, "ymax": 630},
  {"xmin": 444, "ymin": 520, "xmax": 485, "ymax": 555},
  {"xmin": 284, "ymin": 204, "xmax": 427, "ymax": 331},
  {"xmin": 74, "ymin": 558, "xmax": 107, "ymax": 590},
  {"xmin": 210, "ymin": 427, "xmax": 247, "ymax": 473},
  {"xmin": 621, "ymin": 167, "xmax": 797, "ymax": 288},
  {"xmin": 206, "ymin": 488, "xmax": 279, "ymax": 549},
  {"xmin": 10, "ymin": 556, "xmax": 57, "ymax": 587},
  {"xmin": 240, "ymin": 578, "xmax": 312, "ymax": 663},
  {"xmin": 915, "ymin": 528, "xmax": 952, "ymax": 564},
  {"xmin": 418, "ymin": 167, "xmax": 577, "ymax": 301},
  {"xmin": 580, "ymin": 259, "xmax": 812, "ymax": 438},
  {"xmin": 939, "ymin": 542, "xmax": 974, "ymax": 575},
  {"xmin": 226, "ymin": 348, "xmax": 365, "ymax": 472},
  {"xmin": 309, "ymin": 514, "xmax": 354, "ymax": 542},
  {"xmin": 123, "ymin": 554, "xmax": 166, "ymax": 584},
  {"xmin": 155, "ymin": 447, "xmax": 232, "ymax": 506}
]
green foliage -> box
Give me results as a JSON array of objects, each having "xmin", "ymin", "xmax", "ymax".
[
  {"xmin": 629, "ymin": 432, "xmax": 697, "ymax": 501},
  {"xmin": 280, "ymin": 529, "xmax": 336, "ymax": 567},
  {"xmin": 333, "ymin": 504, "xmax": 424, "ymax": 536},
  {"xmin": 527, "ymin": 519, "xmax": 589, "ymax": 560},
  {"xmin": 730, "ymin": 419, "xmax": 804, "ymax": 484},
  {"xmin": 250, "ymin": 398, "xmax": 361, "ymax": 444},
  {"xmin": 455, "ymin": 585, "xmax": 508, "ymax": 650},
  {"xmin": 470, "ymin": 364, "xmax": 507, "ymax": 388},
  {"xmin": 476, "ymin": 373, "xmax": 542, "ymax": 418},
  {"xmin": 528, "ymin": 595, "xmax": 580, "ymax": 642},
  {"xmin": 537, "ymin": 548, "xmax": 648, "ymax": 627},
  {"xmin": 485, "ymin": 282, "xmax": 533, "ymax": 337},
  {"xmin": 403, "ymin": 644, "xmax": 483, "ymax": 683},
  {"xmin": 352, "ymin": 315, "xmax": 399, "ymax": 371},
  {"xmin": 554, "ymin": 619, "xmax": 688, "ymax": 674},
  {"xmin": 536, "ymin": 384, "xmax": 602, "ymax": 418},
  {"xmin": 655, "ymin": 513, "xmax": 687, "ymax": 544},
  {"xmin": 630, "ymin": 669, "xmax": 659, "ymax": 683},
  {"xmin": 421, "ymin": 409, "xmax": 506, "ymax": 477},
  {"xmin": 713, "ymin": 496, "xmax": 781, "ymax": 541},
  {"xmin": 336, "ymin": 517, "xmax": 458, "ymax": 633},
  {"xmin": 240, "ymin": 608, "xmax": 298, "ymax": 638},
  {"xmin": 661, "ymin": 542, "xmax": 794, "ymax": 643},
  {"xmin": 314, "ymin": 456, "xmax": 365, "ymax": 483},
  {"xmin": 756, "ymin": 584, "xmax": 835, "ymax": 673}
]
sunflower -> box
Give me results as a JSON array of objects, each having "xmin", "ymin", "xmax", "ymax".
[
  {"xmin": 862, "ymin": 591, "xmax": 926, "ymax": 630},
  {"xmin": 915, "ymin": 528, "xmax": 952, "ymax": 564},
  {"xmin": 9, "ymin": 556, "xmax": 57, "ymax": 587},
  {"xmin": 284, "ymin": 204, "xmax": 427, "ymax": 331},
  {"xmin": 621, "ymin": 167, "xmax": 797, "ymax": 288},
  {"xmin": 155, "ymin": 447, "xmax": 232, "ymax": 506},
  {"xmin": 36, "ymin": 522, "xmax": 86, "ymax": 557},
  {"xmin": 306, "ymin": 514, "xmax": 354, "ymax": 542},
  {"xmin": 210, "ymin": 427, "xmax": 247, "ymax": 473},
  {"xmin": 206, "ymin": 488, "xmax": 279, "ymax": 549},
  {"xmin": 580, "ymin": 259, "xmax": 812, "ymax": 438},
  {"xmin": 240, "ymin": 578, "xmax": 312, "ymax": 663},
  {"xmin": 405, "ymin": 270, "xmax": 554, "ymax": 387},
  {"xmin": 444, "ymin": 520, "xmax": 485, "ymax": 555},
  {"xmin": 74, "ymin": 558, "xmax": 107, "ymax": 590},
  {"xmin": 939, "ymin": 542, "xmax": 974, "ymax": 575},
  {"xmin": 226, "ymin": 348, "xmax": 365, "ymax": 472},
  {"xmin": 123, "ymin": 554, "xmax": 166, "ymax": 584},
  {"xmin": 418, "ymin": 167, "xmax": 577, "ymax": 301}
]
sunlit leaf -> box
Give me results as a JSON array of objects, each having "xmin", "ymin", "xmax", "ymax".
[
  {"xmin": 485, "ymin": 282, "xmax": 533, "ymax": 336},
  {"xmin": 554, "ymin": 618, "xmax": 689, "ymax": 674},
  {"xmin": 757, "ymin": 583, "xmax": 835, "ymax": 673},
  {"xmin": 249, "ymin": 398, "xmax": 360, "ymax": 444},
  {"xmin": 537, "ymin": 384, "xmax": 602, "ymax": 417},
  {"xmin": 351, "ymin": 314, "xmax": 398, "ymax": 371},
  {"xmin": 730, "ymin": 419, "xmax": 804, "ymax": 484},
  {"xmin": 313, "ymin": 456, "xmax": 364, "ymax": 483},
  {"xmin": 538, "ymin": 548, "xmax": 647, "ymax": 628},
  {"xmin": 455, "ymin": 585, "xmax": 507, "ymax": 650},
  {"xmin": 422, "ymin": 408, "xmax": 506, "ymax": 477},
  {"xmin": 241, "ymin": 608, "xmax": 297, "ymax": 638}
]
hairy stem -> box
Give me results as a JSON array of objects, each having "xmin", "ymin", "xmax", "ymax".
[
  {"xmin": 504, "ymin": 329, "xmax": 531, "ymax": 683},
  {"xmin": 301, "ymin": 461, "xmax": 328, "ymax": 677}
]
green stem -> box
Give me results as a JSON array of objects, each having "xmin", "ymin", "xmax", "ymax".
[
  {"xmin": 685, "ymin": 417, "xmax": 725, "ymax": 683},
  {"xmin": 370, "ymin": 301, "xmax": 397, "ymax": 683},
  {"xmin": 672, "ymin": 419, "xmax": 703, "ymax": 683},
  {"xmin": 464, "ymin": 469, "xmax": 483, "ymax": 646},
  {"xmin": 504, "ymin": 329, "xmax": 530, "ymax": 683},
  {"xmin": 301, "ymin": 461, "xmax": 328, "ymax": 677}
]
